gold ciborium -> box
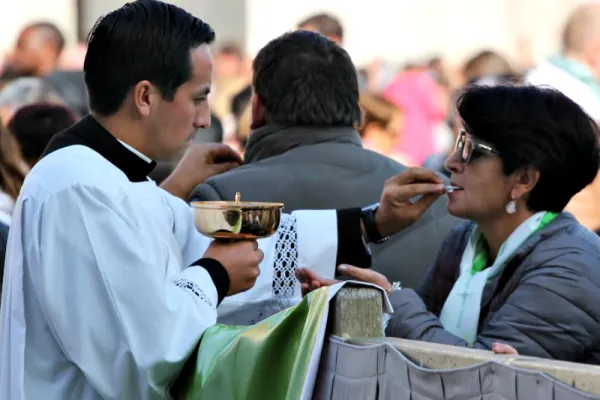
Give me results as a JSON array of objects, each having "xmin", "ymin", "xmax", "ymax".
[{"xmin": 191, "ymin": 192, "xmax": 284, "ymax": 240}]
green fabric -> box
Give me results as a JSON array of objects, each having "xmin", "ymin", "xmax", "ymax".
[
  {"xmin": 470, "ymin": 212, "xmax": 558, "ymax": 275},
  {"xmin": 171, "ymin": 288, "xmax": 330, "ymax": 400}
]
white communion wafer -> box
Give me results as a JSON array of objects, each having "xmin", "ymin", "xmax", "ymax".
[{"xmin": 445, "ymin": 185, "xmax": 461, "ymax": 193}]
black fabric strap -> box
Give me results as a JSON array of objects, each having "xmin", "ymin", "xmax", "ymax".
[
  {"xmin": 192, "ymin": 258, "xmax": 230, "ymax": 305},
  {"xmin": 335, "ymin": 208, "xmax": 372, "ymax": 273}
]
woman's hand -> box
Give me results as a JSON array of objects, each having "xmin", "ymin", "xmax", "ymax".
[
  {"xmin": 295, "ymin": 268, "xmax": 338, "ymax": 296},
  {"xmin": 296, "ymin": 264, "xmax": 392, "ymax": 295},
  {"xmin": 337, "ymin": 264, "xmax": 392, "ymax": 291},
  {"xmin": 492, "ymin": 342, "xmax": 518, "ymax": 355}
]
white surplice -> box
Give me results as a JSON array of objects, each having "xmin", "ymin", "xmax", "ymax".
[{"xmin": 0, "ymin": 145, "xmax": 339, "ymax": 400}]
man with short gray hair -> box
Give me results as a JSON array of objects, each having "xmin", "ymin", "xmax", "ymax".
[
  {"xmin": 0, "ymin": 77, "xmax": 64, "ymax": 122},
  {"xmin": 526, "ymin": 3, "xmax": 600, "ymax": 122}
]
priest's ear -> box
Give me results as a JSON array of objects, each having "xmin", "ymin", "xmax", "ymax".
[
  {"xmin": 250, "ymin": 93, "xmax": 267, "ymax": 130},
  {"xmin": 132, "ymin": 80, "xmax": 160, "ymax": 117}
]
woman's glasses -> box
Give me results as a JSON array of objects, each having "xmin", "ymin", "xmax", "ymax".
[{"xmin": 454, "ymin": 129, "xmax": 500, "ymax": 164}]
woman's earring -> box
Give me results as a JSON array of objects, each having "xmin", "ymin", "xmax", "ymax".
[{"xmin": 506, "ymin": 199, "xmax": 517, "ymax": 214}]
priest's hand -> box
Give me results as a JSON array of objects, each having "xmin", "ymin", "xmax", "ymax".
[
  {"xmin": 161, "ymin": 144, "xmax": 242, "ymax": 200},
  {"xmin": 204, "ymin": 240, "xmax": 264, "ymax": 295},
  {"xmin": 374, "ymin": 168, "xmax": 445, "ymax": 238}
]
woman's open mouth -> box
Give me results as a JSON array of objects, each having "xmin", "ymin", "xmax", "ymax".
[{"xmin": 445, "ymin": 185, "xmax": 464, "ymax": 193}]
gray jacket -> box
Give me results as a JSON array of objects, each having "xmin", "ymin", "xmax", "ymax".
[
  {"xmin": 386, "ymin": 212, "xmax": 600, "ymax": 364},
  {"xmin": 191, "ymin": 124, "xmax": 461, "ymax": 288}
]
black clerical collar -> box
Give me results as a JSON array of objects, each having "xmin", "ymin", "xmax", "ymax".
[{"xmin": 43, "ymin": 115, "xmax": 157, "ymax": 182}]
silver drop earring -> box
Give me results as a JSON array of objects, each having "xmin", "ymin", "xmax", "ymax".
[{"xmin": 506, "ymin": 199, "xmax": 517, "ymax": 214}]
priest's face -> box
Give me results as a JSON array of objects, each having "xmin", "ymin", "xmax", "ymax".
[{"xmin": 147, "ymin": 44, "xmax": 213, "ymax": 161}]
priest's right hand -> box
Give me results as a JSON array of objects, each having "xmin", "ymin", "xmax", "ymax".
[
  {"xmin": 161, "ymin": 144, "xmax": 242, "ymax": 200},
  {"xmin": 204, "ymin": 240, "xmax": 264, "ymax": 295},
  {"xmin": 375, "ymin": 168, "xmax": 445, "ymax": 238}
]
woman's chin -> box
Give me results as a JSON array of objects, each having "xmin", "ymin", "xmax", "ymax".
[{"xmin": 446, "ymin": 202, "xmax": 469, "ymax": 219}]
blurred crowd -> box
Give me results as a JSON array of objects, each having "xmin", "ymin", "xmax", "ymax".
[
  {"xmin": 0, "ymin": 4, "xmax": 597, "ymax": 237},
  {"xmin": 2, "ymin": 5, "xmax": 600, "ymax": 234},
  {"xmin": 0, "ymin": 4, "xmax": 597, "ymax": 282}
]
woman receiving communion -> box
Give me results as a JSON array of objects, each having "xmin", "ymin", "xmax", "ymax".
[{"xmin": 298, "ymin": 85, "xmax": 600, "ymax": 364}]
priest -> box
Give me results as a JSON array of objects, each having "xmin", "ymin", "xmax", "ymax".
[{"xmin": 0, "ymin": 1, "xmax": 446, "ymax": 399}]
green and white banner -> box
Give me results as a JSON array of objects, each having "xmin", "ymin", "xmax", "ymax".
[{"xmin": 171, "ymin": 283, "xmax": 355, "ymax": 400}]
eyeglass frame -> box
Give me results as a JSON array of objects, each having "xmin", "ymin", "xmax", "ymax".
[{"xmin": 454, "ymin": 129, "xmax": 500, "ymax": 164}]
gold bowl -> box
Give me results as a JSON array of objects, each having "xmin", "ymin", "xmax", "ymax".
[{"xmin": 191, "ymin": 193, "xmax": 284, "ymax": 240}]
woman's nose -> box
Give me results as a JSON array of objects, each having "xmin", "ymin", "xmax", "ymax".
[{"xmin": 444, "ymin": 150, "xmax": 463, "ymax": 175}]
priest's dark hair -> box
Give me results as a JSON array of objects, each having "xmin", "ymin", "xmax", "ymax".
[
  {"xmin": 252, "ymin": 30, "xmax": 361, "ymax": 127},
  {"xmin": 458, "ymin": 84, "xmax": 600, "ymax": 213},
  {"xmin": 83, "ymin": 0, "xmax": 215, "ymax": 116}
]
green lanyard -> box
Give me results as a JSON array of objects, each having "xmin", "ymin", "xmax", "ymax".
[{"xmin": 470, "ymin": 212, "xmax": 558, "ymax": 275}]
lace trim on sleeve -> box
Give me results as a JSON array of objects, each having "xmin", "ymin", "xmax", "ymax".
[{"xmin": 174, "ymin": 278, "xmax": 215, "ymax": 308}]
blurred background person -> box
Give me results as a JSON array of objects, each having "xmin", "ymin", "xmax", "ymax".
[
  {"xmin": 296, "ymin": 12, "xmax": 370, "ymax": 91},
  {"xmin": 0, "ymin": 77, "xmax": 65, "ymax": 124},
  {"xmin": 526, "ymin": 3, "xmax": 600, "ymax": 122},
  {"xmin": 360, "ymin": 58, "xmax": 398, "ymax": 95},
  {"xmin": 526, "ymin": 3, "xmax": 600, "ymax": 232},
  {"xmin": 0, "ymin": 217, "xmax": 8, "ymax": 299},
  {"xmin": 0, "ymin": 119, "xmax": 27, "ymax": 225},
  {"xmin": 43, "ymin": 69, "xmax": 88, "ymax": 119},
  {"xmin": 7, "ymin": 103, "xmax": 76, "ymax": 168},
  {"xmin": 428, "ymin": 56, "xmax": 451, "ymax": 88},
  {"xmin": 210, "ymin": 42, "xmax": 250, "ymax": 121},
  {"xmin": 358, "ymin": 92, "xmax": 409, "ymax": 164},
  {"xmin": 383, "ymin": 62, "xmax": 450, "ymax": 166},
  {"xmin": 57, "ymin": 42, "xmax": 86, "ymax": 71},
  {"xmin": 297, "ymin": 12, "xmax": 343, "ymax": 45},
  {"xmin": 226, "ymin": 86, "xmax": 252, "ymax": 156},
  {"xmin": 1, "ymin": 22, "xmax": 65, "ymax": 79},
  {"xmin": 0, "ymin": 21, "xmax": 88, "ymax": 119},
  {"xmin": 462, "ymin": 50, "xmax": 520, "ymax": 86}
]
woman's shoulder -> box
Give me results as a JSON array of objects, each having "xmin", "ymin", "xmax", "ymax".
[
  {"xmin": 526, "ymin": 214, "xmax": 600, "ymax": 279},
  {"xmin": 540, "ymin": 214, "xmax": 600, "ymax": 254}
]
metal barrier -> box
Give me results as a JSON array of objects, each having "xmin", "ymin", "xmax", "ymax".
[{"xmin": 316, "ymin": 286, "xmax": 600, "ymax": 399}]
